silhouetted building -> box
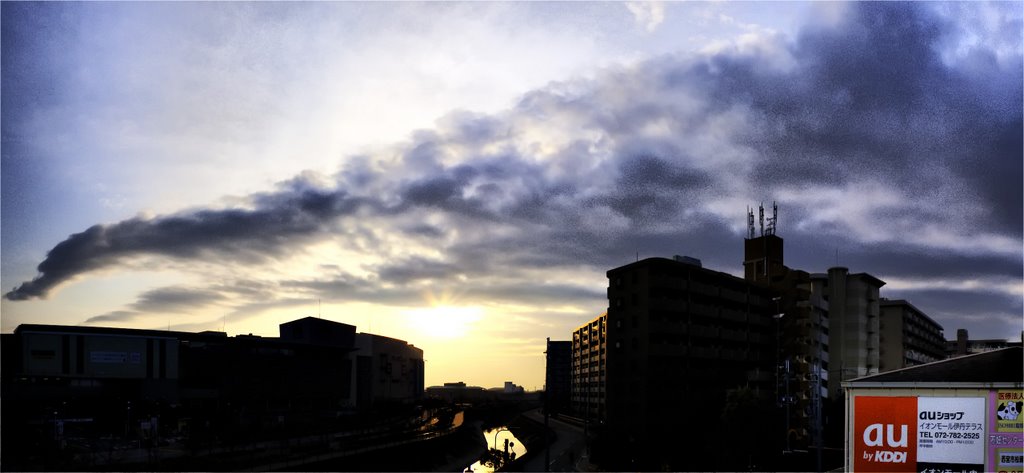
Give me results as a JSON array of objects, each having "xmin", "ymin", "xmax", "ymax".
[
  {"xmin": 566, "ymin": 203, "xmax": 954, "ymax": 469},
  {"xmin": 1, "ymin": 316, "xmax": 423, "ymax": 466},
  {"xmin": 602, "ymin": 256, "xmax": 777, "ymax": 469},
  {"xmin": 544, "ymin": 339, "xmax": 571, "ymax": 415},
  {"xmin": 822, "ymin": 267, "xmax": 886, "ymax": 397},
  {"xmin": 878, "ymin": 298, "xmax": 945, "ymax": 370},
  {"xmin": 352, "ymin": 333, "xmax": 424, "ymax": 408},
  {"xmin": 280, "ymin": 316, "xmax": 357, "ymax": 346},
  {"xmin": 500, "ymin": 381, "xmax": 525, "ymax": 394},
  {"xmin": 946, "ymin": 328, "xmax": 1023, "ymax": 357},
  {"xmin": 742, "ymin": 238, "xmax": 886, "ymax": 449},
  {"xmin": 425, "ymin": 382, "xmax": 490, "ymax": 403},
  {"xmin": 570, "ymin": 314, "xmax": 606, "ymax": 422},
  {"xmin": 7, "ymin": 324, "xmax": 191, "ymax": 403},
  {"xmin": 741, "ymin": 224, "xmax": 832, "ymax": 452}
]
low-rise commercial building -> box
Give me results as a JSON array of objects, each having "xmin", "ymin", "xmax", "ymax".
[
  {"xmin": 2, "ymin": 316, "xmax": 424, "ymax": 455},
  {"xmin": 843, "ymin": 347, "xmax": 1022, "ymax": 473}
]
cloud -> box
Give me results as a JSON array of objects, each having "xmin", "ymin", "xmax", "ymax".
[
  {"xmin": 6, "ymin": 179, "xmax": 376, "ymax": 300},
  {"xmin": 7, "ymin": 3, "xmax": 1021, "ymax": 342},
  {"xmin": 132, "ymin": 286, "xmax": 227, "ymax": 313},
  {"xmin": 84, "ymin": 310, "xmax": 138, "ymax": 325},
  {"xmin": 626, "ymin": 2, "xmax": 665, "ymax": 33}
]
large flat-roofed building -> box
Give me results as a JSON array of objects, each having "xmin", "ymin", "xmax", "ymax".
[
  {"xmin": 352, "ymin": 333, "xmax": 424, "ymax": 408},
  {"xmin": 602, "ymin": 256, "xmax": 777, "ymax": 470},
  {"xmin": 878, "ymin": 298, "xmax": 946, "ymax": 370},
  {"xmin": 13, "ymin": 324, "xmax": 183, "ymax": 382},
  {"xmin": 1, "ymin": 317, "xmax": 423, "ymax": 452}
]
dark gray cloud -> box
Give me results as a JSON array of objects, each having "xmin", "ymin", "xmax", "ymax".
[
  {"xmin": 374, "ymin": 257, "xmax": 462, "ymax": 285},
  {"xmin": 83, "ymin": 285, "xmax": 231, "ymax": 324},
  {"xmin": 8, "ymin": 3, "xmax": 1021, "ymax": 341},
  {"xmin": 84, "ymin": 310, "xmax": 138, "ymax": 325},
  {"xmin": 6, "ymin": 181, "xmax": 375, "ymax": 300},
  {"xmin": 132, "ymin": 286, "xmax": 226, "ymax": 313}
]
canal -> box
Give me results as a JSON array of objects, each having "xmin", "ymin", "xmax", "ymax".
[{"xmin": 465, "ymin": 426, "xmax": 527, "ymax": 473}]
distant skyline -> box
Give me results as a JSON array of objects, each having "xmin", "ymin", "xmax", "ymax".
[{"xmin": 3, "ymin": 2, "xmax": 1021, "ymax": 389}]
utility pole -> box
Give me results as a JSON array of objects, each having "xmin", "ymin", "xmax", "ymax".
[{"xmin": 544, "ymin": 338, "xmax": 551, "ymax": 472}]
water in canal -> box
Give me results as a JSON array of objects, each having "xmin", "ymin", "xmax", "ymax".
[{"xmin": 465, "ymin": 427, "xmax": 527, "ymax": 473}]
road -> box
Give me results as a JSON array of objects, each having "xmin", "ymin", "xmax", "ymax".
[{"xmin": 521, "ymin": 409, "xmax": 593, "ymax": 472}]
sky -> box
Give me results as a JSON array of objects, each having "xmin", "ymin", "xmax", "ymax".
[{"xmin": 2, "ymin": 1, "xmax": 1021, "ymax": 390}]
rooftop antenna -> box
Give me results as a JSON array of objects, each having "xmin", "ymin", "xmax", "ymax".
[
  {"xmin": 766, "ymin": 201, "xmax": 778, "ymax": 236},
  {"xmin": 758, "ymin": 202, "xmax": 765, "ymax": 237},
  {"xmin": 746, "ymin": 206, "xmax": 756, "ymax": 240},
  {"xmin": 773, "ymin": 201, "xmax": 778, "ymax": 232}
]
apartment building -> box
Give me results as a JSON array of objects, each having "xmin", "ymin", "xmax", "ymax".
[
  {"xmin": 878, "ymin": 298, "xmax": 946, "ymax": 370},
  {"xmin": 743, "ymin": 229, "xmax": 831, "ymax": 447},
  {"xmin": 545, "ymin": 339, "xmax": 572, "ymax": 415},
  {"xmin": 570, "ymin": 313, "xmax": 606, "ymax": 422},
  {"xmin": 602, "ymin": 256, "xmax": 777, "ymax": 469},
  {"xmin": 946, "ymin": 328, "xmax": 1023, "ymax": 357},
  {"xmin": 822, "ymin": 267, "xmax": 886, "ymax": 397}
]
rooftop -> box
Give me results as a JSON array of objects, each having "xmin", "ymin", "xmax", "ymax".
[{"xmin": 845, "ymin": 347, "xmax": 1023, "ymax": 386}]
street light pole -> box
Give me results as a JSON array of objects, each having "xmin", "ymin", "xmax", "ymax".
[{"xmin": 492, "ymin": 428, "xmax": 510, "ymax": 451}]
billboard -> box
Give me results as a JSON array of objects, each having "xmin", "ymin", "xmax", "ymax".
[
  {"xmin": 854, "ymin": 396, "xmax": 985, "ymax": 473},
  {"xmin": 991, "ymin": 390, "xmax": 1024, "ymax": 473}
]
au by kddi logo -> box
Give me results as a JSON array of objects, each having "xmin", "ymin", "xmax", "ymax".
[
  {"xmin": 862, "ymin": 423, "xmax": 909, "ymax": 463},
  {"xmin": 854, "ymin": 396, "xmax": 917, "ymax": 472}
]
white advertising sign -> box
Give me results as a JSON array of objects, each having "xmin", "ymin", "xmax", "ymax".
[{"xmin": 916, "ymin": 397, "xmax": 985, "ymax": 466}]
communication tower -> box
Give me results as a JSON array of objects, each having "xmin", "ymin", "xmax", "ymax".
[
  {"xmin": 766, "ymin": 201, "xmax": 778, "ymax": 236},
  {"xmin": 759, "ymin": 203, "xmax": 765, "ymax": 237},
  {"xmin": 747, "ymin": 207, "xmax": 756, "ymax": 240}
]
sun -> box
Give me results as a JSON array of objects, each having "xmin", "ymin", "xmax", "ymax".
[{"xmin": 405, "ymin": 305, "xmax": 483, "ymax": 339}]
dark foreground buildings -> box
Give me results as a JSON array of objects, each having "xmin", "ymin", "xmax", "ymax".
[
  {"xmin": 568, "ymin": 205, "xmax": 947, "ymax": 471},
  {"xmin": 597, "ymin": 255, "xmax": 778, "ymax": 470},
  {"xmin": 1, "ymin": 316, "xmax": 424, "ymax": 470},
  {"xmin": 544, "ymin": 339, "xmax": 572, "ymax": 415}
]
